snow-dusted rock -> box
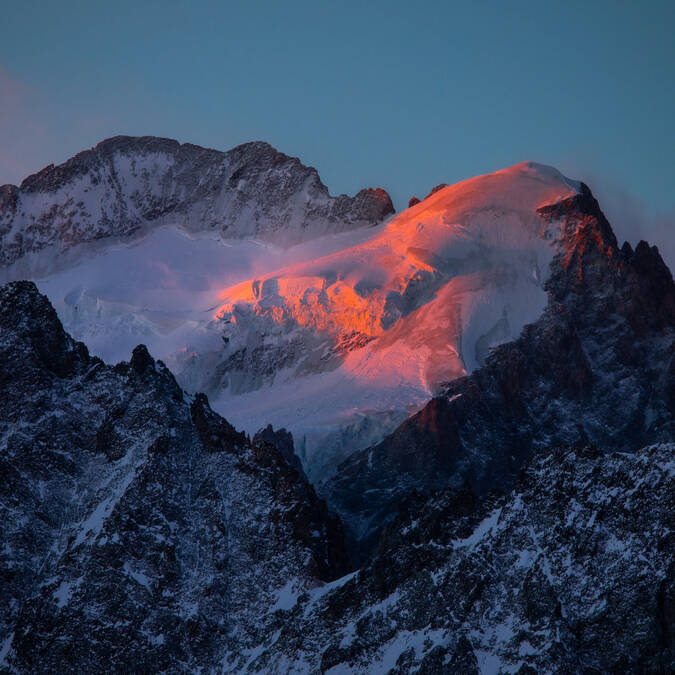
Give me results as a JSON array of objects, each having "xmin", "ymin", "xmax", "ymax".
[
  {"xmin": 0, "ymin": 135, "xmax": 393, "ymax": 272},
  {"xmin": 0, "ymin": 281, "xmax": 348, "ymax": 672},
  {"xmin": 250, "ymin": 444, "xmax": 674, "ymax": 673},
  {"xmin": 0, "ymin": 281, "xmax": 672, "ymax": 672}
]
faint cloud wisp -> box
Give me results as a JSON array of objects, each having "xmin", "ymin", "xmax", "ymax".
[
  {"xmin": 567, "ymin": 167, "xmax": 674, "ymax": 272},
  {"xmin": 0, "ymin": 65, "xmax": 50, "ymax": 185}
]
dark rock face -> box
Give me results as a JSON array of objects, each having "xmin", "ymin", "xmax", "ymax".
[
  {"xmin": 0, "ymin": 136, "xmax": 394, "ymax": 268},
  {"xmin": 253, "ymin": 424, "xmax": 304, "ymax": 475},
  {"xmin": 423, "ymin": 183, "xmax": 447, "ymax": 199},
  {"xmin": 0, "ymin": 282, "xmax": 348, "ymax": 671},
  {"xmin": 407, "ymin": 184, "xmax": 448, "ymax": 210},
  {"xmin": 327, "ymin": 184, "xmax": 675, "ymax": 551},
  {"xmin": 250, "ymin": 445, "xmax": 675, "ymax": 672}
]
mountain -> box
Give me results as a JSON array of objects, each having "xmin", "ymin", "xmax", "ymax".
[
  {"xmin": 0, "ymin": 136, "xmax": 399, "ymax": 471},
  {"xmin": 2, "ymin": 142, "xmax": 605, "ymax": 482},
  {"xmin": 0, "ymin": 135, "xmax": 393, "ymax": 273},
  {"xmin": 2, "ymin": 140, "xmax": 673, "ymax": 524},
  {"xmin": 0, "ymin": 282, "xmax": 348, "ymax": 671},
  {"xmin": 326, "ymin": 183, "xmax": 675, "ymax": 552},
  {"xmin": 1, "ymin": 282, "xmax": 672, "ymax": 672},
  {"xmin": 252, "ymin": 444, "xmax": 674, "ymax": 673},
  {"xmin": 182, "ymin": 162, "xmax": 584, "ymax": 479}
]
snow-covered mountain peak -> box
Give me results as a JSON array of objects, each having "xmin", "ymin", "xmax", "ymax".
[
  {"xmin": 213, "ymin": 160, "xmax": 582, "ymax": 334},
  {"xmin": 406, "ymin": 161, "xmax": 580, "ymax": 220},
  {"xmin": 0, "ymin": 135, "xmax": 394, "ymax": 273},
  {"xmin": 416, "ymin": 160, "xmax": 579, "ymax": 206}
]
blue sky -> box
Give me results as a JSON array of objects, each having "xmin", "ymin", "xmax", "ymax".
[{"xmin": 1, "ymin": 1, "xmax": 673, "ymax": 261}]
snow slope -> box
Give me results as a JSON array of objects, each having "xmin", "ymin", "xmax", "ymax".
[
  {"xmin": 185, "ymin": 162, "xmax": 582, "ymax": 476},
  {"xmin": 26, "ymin": 223, "xmax": 383, "ymax": 365}
]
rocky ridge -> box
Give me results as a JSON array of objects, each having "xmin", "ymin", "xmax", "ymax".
[
  {"xmin": 0, "ymin": 136, "xmax": 393, "ymax": 271},
  {"xmin": 0, "ymin": 269, "xmax": 672, "ymax": 673},
  {"xmin": 1, "ymin": 282, "xmax": 671, "ymax": 673},
  {"xmin": 0, "ymin": 281, "xmax": 348, "ymax": 672},
  {"xmin": 250, "ymin": 443, "xmax": 674, "ymax": 673}
]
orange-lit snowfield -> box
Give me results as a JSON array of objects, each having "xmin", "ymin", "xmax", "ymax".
[{"xmin": 204, "ymin": 162, "xmax": 581, "ymax": 474}]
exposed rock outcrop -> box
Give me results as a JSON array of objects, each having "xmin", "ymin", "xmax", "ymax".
[{"xmin": 249, "ymin": 444, "xmax": 675, "ymax": 672}]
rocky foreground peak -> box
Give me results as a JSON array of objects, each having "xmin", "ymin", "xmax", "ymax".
[
  {"xmin": 252, "ymin": 443, "xmax": 674, "ymax": 673},
  {"xmin": 0, "ymin": 281, "xmax": 349, "ymax": 671}
]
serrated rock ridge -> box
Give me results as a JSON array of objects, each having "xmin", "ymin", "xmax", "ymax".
[{"xmin": 0, "ymin": 135, "xmax": 394, "ymax": 269}]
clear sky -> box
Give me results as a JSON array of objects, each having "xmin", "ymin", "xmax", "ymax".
[{"xmin": 1, "ymin": 1, "xmax": 673, "ymax": 262}]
